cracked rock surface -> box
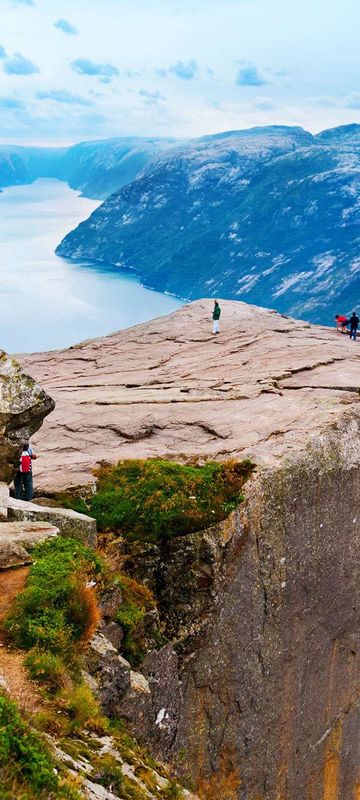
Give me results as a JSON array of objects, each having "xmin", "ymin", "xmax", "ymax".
[{"xmin": 20, "ymin": 299, "xmax": 360, "ymax": 494}]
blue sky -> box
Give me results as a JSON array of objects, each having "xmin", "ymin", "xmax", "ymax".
[{"xmin": 0, "ymin": 0, "xmax": 359, "ymax": 144}]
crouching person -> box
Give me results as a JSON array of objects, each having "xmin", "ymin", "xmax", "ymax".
[{"xmin": 14, "ymin": 442, "xmax": 37, "ymax": 501}]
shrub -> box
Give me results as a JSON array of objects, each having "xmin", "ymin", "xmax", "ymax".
[
  {"xmin": 25, "ymin": 651, "xmax": 70, "ymax": 692},
  {"xmin": 86, "ymin": 458, "xmax": 254, "ymax": 542},
  {"xmin": 61, "ymin": 684, "xmax": 107, "ymax": 734},
  {"xmin": 0, "ymin": 692, "xmax": 57, "ymax": 794},
  {"xmin": 4, "ymin": 538, "xmax": 102, "ymax": 658}
]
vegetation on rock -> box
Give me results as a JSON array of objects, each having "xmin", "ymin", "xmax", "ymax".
[
  {"xmin": 4, "ymin": 537, "xmax": 102, "ymax": 657},
  {"xmin": 70, "ymin": 458, "xmax": 254, "ymax": 542},
  {"xmin": 115, "ymin": 573, "xmax": 157, "ymax": 666},
  {"xmin": 0, "ymin": 692, "xmax": 80, "ymax": 799}
]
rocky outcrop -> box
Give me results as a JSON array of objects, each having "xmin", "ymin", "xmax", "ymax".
[
  {"xmin": 7, "ymin": 497, "xmax": 97, "ymax": 547},
  {"xmin": 0, "ymin": 521, "xmax": 58, "ymax": 568},
  {"xmin": 20, "ymin": 299, "xmax": 360, "ymax": 495},
  {"xmin": 0, "ymin": 349, "xmax": 54, "ymax": 484},
  {"xmin": 17, "ymin": 301, "xmax": 360, "ymax": 798}
]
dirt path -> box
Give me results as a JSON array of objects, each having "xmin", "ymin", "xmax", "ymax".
[{"xmin": 0, "ymin": 566, "xmax": 44, "ymax": 713}]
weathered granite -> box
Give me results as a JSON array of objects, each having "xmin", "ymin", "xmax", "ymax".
[
  {"xmin": 86, "ymin": 632, "xmax": 131, "ymax": 715},
  {"xmin": 19, "ymin": 299, "xmax": 360, "ymax": 494},
  {"xmin": 0, "ymin": 521, "xmax": 58, "ymax": 568},
  {"xmin": 0, "ymin": 349, "xmax": 54, "ymax": 484},
  {"xmin": 7, "ymin": 496, "xmax": 97, "ymax": 547}
]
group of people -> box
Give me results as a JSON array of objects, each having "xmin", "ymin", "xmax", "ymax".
[
  {"xmin": 335, "ymin": 312, "xmax": 359, "ymax": 340},
  {"xmin": 214, "ymin": 305, "xmax": 359, "ymax": 340}
]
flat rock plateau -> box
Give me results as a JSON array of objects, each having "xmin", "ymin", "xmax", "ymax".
[{"xmin": 21, "ymin": 299, "xmax": 360, "ymax": 494}]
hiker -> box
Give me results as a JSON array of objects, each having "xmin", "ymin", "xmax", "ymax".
[
  {"xmin": 14, "ymin": 442, "xmax": 37, "ymax": 501},
  {"xmin": 212, "ymin": 300, "xmax": 221, "ymax": 334},
  {"xmin": 349, "ymin": 312, "xmax": 359, "ymax": 341},
  {"xmin": 335, "ymin": 314, "xmax": 348, "ymax": 332}
]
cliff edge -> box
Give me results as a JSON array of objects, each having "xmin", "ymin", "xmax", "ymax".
[
  {"xmin": 21, "ymin": 299, "xmax": 360, "ymax": 494},
  {"xmin": 17, "ymin": 300, "xmax": 360, "ymax": 798}
]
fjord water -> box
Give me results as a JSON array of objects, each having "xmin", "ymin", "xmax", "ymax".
[{"xmin": 0, "ymin": 178, "xmax": 182, "ymax": 353}]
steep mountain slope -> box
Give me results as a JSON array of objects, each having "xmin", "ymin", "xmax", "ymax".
[
  {"xmin": 0, "ymin": 137, "xmax": 178, "ymax": 199},
  {"xmin": 60, "ymin": 136, "xmax": 179, "ymax": 198},
  {"xmin": 56, "ymin": 124, "xmax": 360, "ymax": 324}
]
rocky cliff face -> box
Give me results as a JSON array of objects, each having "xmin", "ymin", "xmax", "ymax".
[
  {"xmin": 110, "ymin": 417, "xmax": 360, "ymax": 800},
  {"xmin": 19, "ymin": 300, "xmax": 360, "ymax": 798},
  {"xmin": 0, "ymin": 349, "xmax": 54, "ymax": 483},
  {"xmin": 150, "ymin": 417, "xmax": 360, "ymax": 799}
]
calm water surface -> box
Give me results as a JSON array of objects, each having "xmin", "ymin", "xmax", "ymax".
[{"xmin": 0, "ymin": 178, "xmax": 182, "ymax": 352}]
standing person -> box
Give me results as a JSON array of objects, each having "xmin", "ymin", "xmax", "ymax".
[
  {"xmin": 212, "ymin": 300, "xmax": 221, "ymax": 334},
  {"xmin": 349, "ymin": 311, "xmax": 359, "ymax": 341},
  {"xmin": 14, "ymin": 442, "xmax": 37, "ymax": 501}
]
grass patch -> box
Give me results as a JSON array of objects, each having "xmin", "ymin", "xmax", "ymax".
[
  {"xmin": 25, "ymin": 651, "xmax": 71, "ymax": 692},
  {"xmin": 60, "ymin": 684, "xmax": 107, "ymax": 735},
  {"xmin": 0, "ymin": 692, "xmax": 80, "ymax": 799},
  {"xmin": 4, "ymin": 537, "xmax": 102, "ymax": 659},
  {"xmin": 93, "ymin": 753, "xmax": 124, "ymax": 795},
  {"xmin": 68, "ymin": 458, "xmax": 254, "ymax": 543}
]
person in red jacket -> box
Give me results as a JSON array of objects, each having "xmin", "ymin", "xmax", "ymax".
[
  {"xmin": 14, "ymin": 442, "xmax": 37, "ymax": 501},
  {"xmin": 335, "ymin": 314, "xmax": 348, "ymax": 332}
]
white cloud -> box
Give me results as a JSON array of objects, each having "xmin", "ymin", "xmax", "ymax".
[{"xmin": 0, "ymin": 0, "xmax": 359, "ymax": 143}]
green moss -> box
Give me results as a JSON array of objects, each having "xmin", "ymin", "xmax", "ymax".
[
  {"xmin": 4, "ymin": 537, "xmax": 103, "ymax": 658},
  {"xmin": 93, "ymin": 754, "xmax": 124, "ymax": 795},
  {"xmin": 163, "ymin": 779, "xmax": 182, "ymax": 799},
  {"xmin": 66, "ymin": 458, "xmax": 254, "ymax": 543},
  {"xmin": 122, "ymin": 775, "xmax": 149, "ymax": 799},
  {"xmin": 114, "ymin": 573, "xmax": 156, "ymax": 667}
]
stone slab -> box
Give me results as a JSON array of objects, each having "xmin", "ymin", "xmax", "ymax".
[{"xmin": 7, "ymin": 497, "xmax": 97, "ymax": 547}]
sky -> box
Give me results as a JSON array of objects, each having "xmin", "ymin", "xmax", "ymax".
[{"xmin": 0, "ymin": 0, "xmax": 359, "ymax": 145}]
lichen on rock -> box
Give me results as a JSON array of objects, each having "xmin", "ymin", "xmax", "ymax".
[{"xmin": 0, "ymin": 349, "xmax": 54, "ymax": 484}]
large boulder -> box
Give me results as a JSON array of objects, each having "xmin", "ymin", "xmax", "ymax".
[
  {"xmin": 7, "ymin": 497, "xmax": 97, "ymax": 547},
  {"xmin": 0, "ymin": 350, "xmax": 54, "ymax": 484},
  {"xmin": 0, "ymin": 520, "xmax": 58, "ymax": 568}
]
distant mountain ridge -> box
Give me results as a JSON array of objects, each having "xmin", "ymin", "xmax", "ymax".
[
  {"xmin": 0, "ymin": 137, "xmax": 179, "ymax": 199},
  {"xmin": 56, "ymin": 123, "xmax": 360, "ymax": 324},
  {"xmin": 2, "ymin": 124, "xmax": 360, "ymax": 324}
]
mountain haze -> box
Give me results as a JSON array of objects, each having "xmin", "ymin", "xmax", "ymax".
[{"xmin": 0, "ymin": 137, "xmax": 178, "ymax": 199}]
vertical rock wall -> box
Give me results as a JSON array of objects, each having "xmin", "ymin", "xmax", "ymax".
[
  {"xmin": 173, "ymin": 412, "xmax": 360, "ymax": 799},
  {"xmin": 128, "ymin": 412, "xmax": 360, "ymax": 799}
]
